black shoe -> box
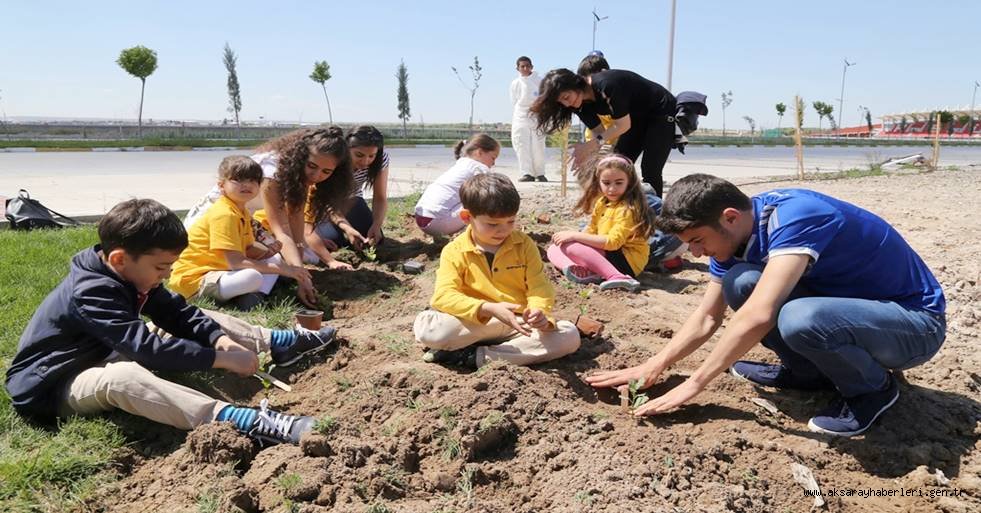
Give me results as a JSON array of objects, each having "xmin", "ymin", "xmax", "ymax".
[
  {"xmin": 422, "ymin": 346, "xmax": 478, "ymax": 369},
  {"xmin": 536, "ymin": 175, "xmax": 548, "ymax": 182},
  {"xmin": 247, "ymin": 398, "xmax": 315, "ymax": 445},
  {"xmin": 230, "ymin": 292, "xmax": 265, "ymax": 311},
  {"xmin": 807, "ymin": 375, "xmax": 899, "ymax": 437},
  {"xmin": 272, "ymin": 325, "xmax": 337, "ymax": 367},
  {"xmin": 730, "ymin": 360, "xmax": 834, "ymax": 390},
  {"xmin": 518, "ymin": 174, "xmax": 536, "ymax": 182}
]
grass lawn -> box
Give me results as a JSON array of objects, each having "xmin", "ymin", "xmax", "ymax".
[{"xmin": 0, "ymin": 193, "xmax": 422, "ymax": 511}]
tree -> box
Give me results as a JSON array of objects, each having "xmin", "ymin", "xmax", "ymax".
[
  {"xmin": 223, "ymin": 43, "xmax": 242, "ymax": 137},
  {"xmin": 452, "ymin": 56, "xmax": 482, "ymax": 130},
  {"xmin": 310, "ymin": 61, "xmax": 333, "ymax": 124},
  {"xmin": 775, "ymin": 102, "xmax": 786, "ymax": 131},
  {"xmin": 742, "ymin": 115, "xmax": 756, "ymax": 136},
  {"xmin": 812, "ymin": 101, "xmax": 835, "ymax": 130},
  {"xmin": 396, "ymin": 59, "xmax": 411, "ymax": 138},
  {"xmin": 957, "ymin": 113, "xmax": 971, "ymax": 135},
  {"xmin": 116, "ymin": 45, "xmax": 158, "ymax": 138},
  {"xmin": 939, "ymin": 110, "xmax": 954, "ymax": 136},
  {"xmin": 795, "ymin": 96, "xmax": 805, "ymax": 130},
  {"xmin": 720, "ymin": 91, "xmax": 733, "ymax": 136}
]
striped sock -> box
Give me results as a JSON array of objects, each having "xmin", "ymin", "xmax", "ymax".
[
  {"xmin": 269, "ymin": 329, "xmax": 297, "ymax": 349},
  {"xmin": 215, "ymin": 405, "xmax": 257, "ymax": 432}
]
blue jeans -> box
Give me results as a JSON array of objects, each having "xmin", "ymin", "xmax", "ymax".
[
  {"xmin": 644, "ymin": 189, "xmax": 684, "ymax": 265},
  {"xmin": 314, "ymin": 196, "xmax": 377, "ymax": 248},
  {"xmin": 722, "ymin": 263, "xmax": 946, "ymax": 397}
]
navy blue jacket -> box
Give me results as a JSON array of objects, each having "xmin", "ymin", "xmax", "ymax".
[{"xmin": 5, "ymin": 246, "xmax": 222, "ymax": 422}]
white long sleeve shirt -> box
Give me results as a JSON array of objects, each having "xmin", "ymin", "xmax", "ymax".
[{"xmin": 510, "ymin": 72, "xmax": 542, "ymax": 121}]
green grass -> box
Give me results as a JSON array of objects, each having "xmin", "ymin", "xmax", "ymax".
[
  {"xmin": 0, "ymin": 225, "xmax": 131, "ymax": 511},
  {"xmin": 383, "ymin": 191, "xmax": 422, "ymax": 239}
]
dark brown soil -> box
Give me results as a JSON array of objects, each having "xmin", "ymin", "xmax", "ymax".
[{"xmin": 89, "ymin": 169, "xmax": 981, "ymax": 512}]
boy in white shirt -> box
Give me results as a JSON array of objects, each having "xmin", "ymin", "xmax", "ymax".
[{"xmin": 510, "ymin": 56, "xmax": 547, "ymax": 182}]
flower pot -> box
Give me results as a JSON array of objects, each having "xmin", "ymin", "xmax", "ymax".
[
  {"xmin": 295, "ymin": 309, "xmax": 324, "ymax": 330},
  {"xmin": 575, "ymin": 315, "xmax": 604, "ymax": 339}
]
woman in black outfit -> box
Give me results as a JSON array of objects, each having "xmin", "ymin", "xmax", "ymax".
[{"xmin": 531, "ymin": 68, "xmax": 676, "ymax": 197}]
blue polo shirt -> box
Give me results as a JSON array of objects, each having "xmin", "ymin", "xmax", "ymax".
[{"xmin": 710, "ymin": 189, "xmax": 945, "ymax": 315}]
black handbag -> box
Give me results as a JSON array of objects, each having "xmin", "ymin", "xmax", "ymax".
[{"xmin": 4, "ymin": 189, "xmax": 81, "ymax": 230}]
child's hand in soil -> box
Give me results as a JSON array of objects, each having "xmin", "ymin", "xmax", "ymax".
[
  {"xmin": 213, "ymin": 346, "xmax": 259, "ymax": 377},
  {"xmin": 551, "ymin": 230, "xmax": 580, "ymax": 245},
  {"xmin": 366, "ymin": 224, "xmax": 384, "ymax": 246},
  {"xmin": 585, "ymin": 358, "xmax": 663, "ymax": 391},
  {"xmin": 481, "ymin": 302, "xmax": 531, "ymax": 336},
  {"xmin": 522, "ymin": 308, "xmax": 550, "ymax": 331}
]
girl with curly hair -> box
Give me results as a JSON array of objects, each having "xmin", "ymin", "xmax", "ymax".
[
  {"xmin": 183, "ymin": 126, "xmax": 354, "ymax": 308},
  {"xmin": 306, "ymin": 126, "xmax": 390, "ymax": 259},
  {"xmin": 530, "ymin": 68, "xmax": 676, "ymax": 197}
]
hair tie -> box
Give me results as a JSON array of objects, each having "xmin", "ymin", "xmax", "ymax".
[{"xmin": 597, "ymin": 154, "xmax": 633, "ymax": 167}]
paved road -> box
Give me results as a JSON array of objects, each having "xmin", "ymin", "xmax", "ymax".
[{"xmin": 1, "ymin": 145, "xmax": 978, "ymax": 216}]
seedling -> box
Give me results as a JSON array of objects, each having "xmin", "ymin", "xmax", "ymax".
[
  {"xmin": 362, "ymin": 244, "xmax": 378, "ymax": 262},
  {"xmin": 313, "ymin": 415, "xmax": 338, "ymax": 436},
  {"xmin": 256, "ymin": 351, "xmax": 272, "ymax": 390},
  {"xmin": 620, "ymin": 379, "xmax": 649, "ymax": 412},
  {"xmin": 578, "ymin": 288, "xmax": 593, "ymax": 316}
]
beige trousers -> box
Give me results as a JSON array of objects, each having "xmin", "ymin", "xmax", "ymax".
[
  {"xmin": 56, "ymin": 308, "xmax": 272, "ymax": 430},
  {"xmin": 413, "ymin": 310, "xmax": 581, "ymax": 366}
]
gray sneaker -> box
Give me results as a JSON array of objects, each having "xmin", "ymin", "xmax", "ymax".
[
  {"xmin": 272, "ymin": 325, "xmax": 337, "ymax": 367},
  {"xmin": 248, "ymin": 398, "xmax": 315, "ymax": 446}
]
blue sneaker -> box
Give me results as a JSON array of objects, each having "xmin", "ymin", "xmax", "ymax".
[
  {"xmin": 807, "ymin": 375, "xmax": 899, "ymax": 437},
  {"xmin": 730, "ymin": 360, "xmax": 834, "ymax": 390},
  {"xmin": 272, "ymin": 325, "xmax": 337, "ymax": 367}
]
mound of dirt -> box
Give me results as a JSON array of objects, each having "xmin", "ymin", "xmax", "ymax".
[{"xmin": 91, "ymin": 169, "xmax": 981, "ymax": 512}]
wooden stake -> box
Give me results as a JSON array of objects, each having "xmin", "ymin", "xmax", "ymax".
[
  {"xmin": 559, "ymin": 126, "xmax": 570, "ymax": 198},
  {"xmin": 931, "ymin": 112, "xmax": 941, "ymax": 170},
  {"xmin": 255, "ymin": 371, "xmax": 292, "ymax": 392},
  {"xmin": 794, "ymin": 95, "xmax": 805, "ymax": 180}
]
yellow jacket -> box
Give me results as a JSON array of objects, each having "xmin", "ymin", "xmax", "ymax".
[
  {"xmin": 584, "ymin": 115, "xmax": 620, "ymax": 145},
  {"xmin": 169, "ymin": 195, "xmax": 254, "ymax": 297},
  {"xmin": 587, "ymin": 197, "xmax": 649, "ymax": 275},
  {"xmin": 431, "ymin": 226, "xmax": 555, "ymax": 324}
]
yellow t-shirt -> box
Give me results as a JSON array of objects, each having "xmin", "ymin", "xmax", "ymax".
[
  {"xmin": 168, "ymin": 195, "xmax": 255, "ymax": 298},
  {"xmin": 431, "ymin": 226, "xmax": 555, "ymax": 324},
  {"xmin": 584, "ymin": 115, "xmax": 620, "ymax": 145},
  {"xmin": 253, "ymin": 187, "xmax": 317, "ymax": 230},
  {"xmin": 586, "ymin": 197, "xmax": 649, "ymax": 275}
]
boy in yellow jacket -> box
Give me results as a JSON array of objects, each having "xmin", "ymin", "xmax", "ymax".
[{"xmin": 413, "ymin": 173, "xmax": 581, "ymax": 368}]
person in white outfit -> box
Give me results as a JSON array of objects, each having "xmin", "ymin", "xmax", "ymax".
[
  {"xmin": 414, "ymin": 134, "xmax": 501, "ymax": 237},
  {"xmin": 510, "ymin": 56, "xmax": 547, "ymax": 182}
]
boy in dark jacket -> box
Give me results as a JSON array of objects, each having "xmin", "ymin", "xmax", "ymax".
[{"xmin": 5, "ymin": 199, "xmax": 333, "ymax": 445}]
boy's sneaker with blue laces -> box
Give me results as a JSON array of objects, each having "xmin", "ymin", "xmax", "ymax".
[
  {"xmin": 729, "ymin": 360, "xmax": 834, "ymax": 390},
  {"xmin": 270, "ymin": 325, "xmax": 337, "ymax": 367},
  {"xmin": 807, "ymin": 374, "xmax": 899, "ymax": 437},
  {"xmin": 422, "ymin": 346, "xmax": 478, "ymax": 369}
]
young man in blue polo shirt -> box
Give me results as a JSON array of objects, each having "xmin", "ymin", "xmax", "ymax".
[{"xmin": 586, "ymin": 174, "xmax": 945, "ymax": 436}]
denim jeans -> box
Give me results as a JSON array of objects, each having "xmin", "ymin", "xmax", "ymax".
[
  {"xmin": 722, "ymin": 263, "xmax": 946, "ymax": 397},
  {"xmin": 644, "ymin": 188, "xmax": 684, "ymax": 265},
  {"xmin": 314, "ymin": 196, "xmax": 377, "ymax": 248}
]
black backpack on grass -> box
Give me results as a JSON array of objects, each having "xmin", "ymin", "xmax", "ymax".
[{"xmin": 4, "ymin": 189, "xmax": 81, "ymax": 230}]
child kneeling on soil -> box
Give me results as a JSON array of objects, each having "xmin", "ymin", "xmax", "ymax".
[
  {"xmin": 547, "ymin": 154, "xmax": 652, "ymax": 291},
  {"xmin": 168, "ymin": 156, "xmax": 311, "ymax": 311},
  {"xmin": 413, "ymin": 133, "xmax": 501, "ymax": 237},
  {"xmin": 5, "ymin": 199, "xmax": 337, "ymax": 445},
  {"xmin": 414, "ymin": 173, "xmax": 581, "ymax": 368}
]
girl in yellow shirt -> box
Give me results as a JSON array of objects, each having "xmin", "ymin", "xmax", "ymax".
[{"xmin": 547, "ymin": 154, "xmax": 652, "ymax": 291}]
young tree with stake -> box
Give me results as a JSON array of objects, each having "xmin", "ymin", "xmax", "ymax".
[
  {"xmin": 452, "ymin": 56, "xmax": 482, "ymax": 130},
  {"xmin": 223, "ymin": 43, "xmax": 242, "ymax": 138},
  {"xmin": 117, "ymin": 45, "xmax": 158, "ymax": 138},
  {"xmin": 310, "ymin": 61, "xmax": 333, "ymax": 124},
  {"xmin": 396, "ymin": 60, "xmax": 411, "ymax": 138}
]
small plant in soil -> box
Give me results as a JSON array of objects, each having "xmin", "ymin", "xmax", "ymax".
[
  {"xmin": 628, "ymin": 379, "xmax": 649, "ymax": 409},
  {"xmin": 335, "ymin": 375, "xmax": 353, "ymax": 391},
  {"xmin": 313, "ymin": 415, "xmax": 338, "ymax": 436},
  {"xmin": 478, "ymin": 411, "xmax": 504, "ymax": 432},
  {"xmin": 256, "ymin": 351, "xmax": 273, "ymax": 390},
  {"xmin": 664, "ymin": 455, "xmax": 674, "ymax": 468},
  {"xmin": 383, "ymin": 334, "xmax": 411, "ymax": 356},
  {"xmin": 457, "ymin": 465, "xmax": 476, "ymax": 508},
  {"xmin": 578, "ymin": 288, "xmax": 593, "ymax": 316},
  {"xmin": 366, "ymin": 502, "xmax": 392, "ymax": 513},
  {"xmin": 195, "ymin": 489, "xmax": 220, "ymax": 513},
  {"xmin": 362, "ymin": 243, "xmax": 378, "ymax": 262},
  {"xmin": 574, "ymin": 490, "xmax": 595, "ymax": 506},
  {"xmin": 276, "ymin": 472, "xmax": 302, "ymax": 494},
  {"xmin": 382, "ymin": 465, "xmax": 407, "ymax": 488}
]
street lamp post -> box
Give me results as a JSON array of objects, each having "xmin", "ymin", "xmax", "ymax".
[
  {"xmin": 666, "ymin": 0, "xmax": 677, "ymax": 91},
  {"xmin": 970, "ymin": 80, "xmax": 979, "ymax": 137},
  {"xmin": 837, "ymin": 59, "xmax": 856, "ymax": 137},
  {"xmin": 592, "ymin": 8, "xmax": 609, "ymax": 52}
]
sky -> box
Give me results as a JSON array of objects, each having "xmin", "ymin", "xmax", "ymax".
[{"xmin": 2, "ymin": 0, "xmax": 980, "ymax": 130}]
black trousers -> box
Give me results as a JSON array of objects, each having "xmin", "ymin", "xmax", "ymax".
[{"xmin": 614, "ymin": 114, "xmax": 675, "ymax": 197}]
